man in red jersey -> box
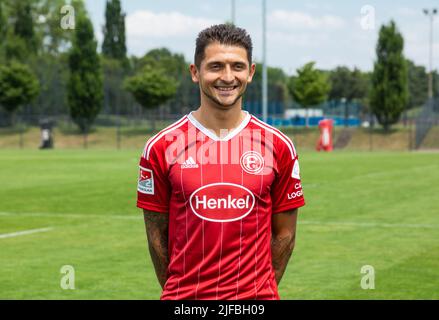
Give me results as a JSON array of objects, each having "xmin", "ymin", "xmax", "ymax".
[{"xmin": 137, "ymin": 24, "xmax": 305, "ymax": 300}]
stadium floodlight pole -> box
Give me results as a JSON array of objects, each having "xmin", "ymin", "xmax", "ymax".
[
  {"xmin": 423, "ymin": 8, "xmax": 437, "ymax": 99},
  {"xmin": 262, "ymin": 0, "xmax": 268, "ymax": 122}
]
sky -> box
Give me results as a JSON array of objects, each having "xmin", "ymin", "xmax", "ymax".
[{"xmin": 84, "ymin": 0, "xmax": 439, "ymax": 75}]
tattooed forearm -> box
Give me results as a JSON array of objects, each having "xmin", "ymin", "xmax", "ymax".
[
  {"xmin": 271, "ymin": 209, "xmax": 298, "ymax": 285},
  {"xmin": 271, "ymin": 233, "xmax": 296, "ymax": 285},
  {"xmin": 143, "ymin": 210, "xmax": 169, "ymax": 289}
]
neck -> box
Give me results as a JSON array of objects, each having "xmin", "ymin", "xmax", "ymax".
[{"xmin": 192, "ymin": 99, "xmax": 246, "ymax": 138}]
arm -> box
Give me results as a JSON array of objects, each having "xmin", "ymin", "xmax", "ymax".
[
  {"xmin": 271, "ymin": 208, "xmax": 298, "ymax": 285},
  {"xmin": 143, "ymin": 209, "xmax": 169, "ymax": 289}
]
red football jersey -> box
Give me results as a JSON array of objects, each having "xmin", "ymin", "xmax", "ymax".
[{"xmin": 137, "ymin": 111, "xmax": 305, "ymax": 300}]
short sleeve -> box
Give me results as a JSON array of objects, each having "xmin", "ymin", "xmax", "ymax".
[
  {"xmin": 136, "ymin": 143, "xmax": 171, "ymax": 213},
  {"xmin": 271, "ymin": 141, "xmax": 305, "ymax": 214}
]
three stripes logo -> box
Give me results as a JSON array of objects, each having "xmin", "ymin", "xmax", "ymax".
[{"xmin": 181, "ymin": 156, "xmax": 199, "ymax": 169}]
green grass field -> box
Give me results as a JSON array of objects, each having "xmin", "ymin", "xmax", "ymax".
[{"xmin": 0, "ymin": 149, "xmax": 438, "ymax": 299}]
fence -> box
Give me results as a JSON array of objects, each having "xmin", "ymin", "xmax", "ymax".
[
  {"xmin": 415, "ymin": 98, "xmax": 439, "ymax": 149},
  {"xmin": 0, "ymin": 111, "xmax": 426, "ymax": 152}
]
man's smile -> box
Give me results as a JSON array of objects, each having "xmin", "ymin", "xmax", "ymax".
[{"xmin": 214, "ymin": 85, "xmax": 239, "ymax": 95}]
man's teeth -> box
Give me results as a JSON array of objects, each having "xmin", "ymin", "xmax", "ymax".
[{"xmin": 216, "ymin": 87, "xmax": 236, "ymax": 91}]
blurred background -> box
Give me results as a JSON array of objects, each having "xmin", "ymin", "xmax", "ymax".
[{"xmin": 0, "ymin": 0, "xmax": 438, "ymax": 300}]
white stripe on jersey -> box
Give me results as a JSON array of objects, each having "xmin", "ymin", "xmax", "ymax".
[
  {"xmin": 142, "ymin": 115, "xmax": 188, "ymax": 160},
  {"xmin": 250, "ymin": 117, "xmax": 297, "ymax": 159},
  {"xmin": 196, "ymin": 142, "xmax": 205, "ymax": 298}
]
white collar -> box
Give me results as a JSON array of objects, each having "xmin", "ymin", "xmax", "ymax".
[{"xmin": 187, "ymin": 110, "xmax": 251, "ymax": 141}]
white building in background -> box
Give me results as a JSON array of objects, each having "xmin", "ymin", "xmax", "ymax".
[{"xmin": 284, "ymin": 108, "xmax": 323, "ymax": 119}]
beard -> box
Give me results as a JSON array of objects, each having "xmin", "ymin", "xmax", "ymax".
[{"xmin": 200, "ymin": 82, "xmax": 247, "ymax": 108}]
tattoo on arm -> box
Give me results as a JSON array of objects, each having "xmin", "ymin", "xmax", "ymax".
[
  {"xmin": 271, "ymin": 209, "xmax": 298, "ymax": 285},
  {"xmin": 143, "ymin": 210, "xmax": 169, "ymax": 289},
  {"xmin": 271, "ymin": 232, "xmax": 296, "ymax": 285}
]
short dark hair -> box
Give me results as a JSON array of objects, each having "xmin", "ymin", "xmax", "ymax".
[{"xmin": 194, "ymin": 24, "xmax": 253, "ymax": 69}]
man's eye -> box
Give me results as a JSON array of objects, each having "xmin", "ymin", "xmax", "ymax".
[{"xmin": 211, "ymin": 65, "xmax": 220, "ymax": 70}]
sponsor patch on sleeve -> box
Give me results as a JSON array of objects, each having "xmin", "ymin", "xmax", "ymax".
[
  {"xmin": 291, "ymin": 160, "xmax": 301, "ymax": 180},
  {"xmin": 138, "ymin": 166, "xmax": 154, "ymax": 195}
]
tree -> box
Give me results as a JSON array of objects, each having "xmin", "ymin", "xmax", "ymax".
[
  {"xmin": 101, "ymin": 0, "xmax": 129, "ymax": 115},
  {"xmin": 288, "ymin": 62, "xmax": 330, "ymax": 126},
  {"xmin": 0, "ymin": 0, "xmax": 38, "ymax": 61},
  {"xmin": 406, "ymin": 59, "xmax": 428, "ymax": 109},
  {"xmin": 1, "ymin": 0, "xmax": 78, "ymax": 56},
  {"xmin": 138, "ymin": 48, "xmax": 186, "ymax": 78},
  {"xmin": 433, "ymin": 71, "xmax": 439, "ymax": 99},
  {"xmin": 67, "ymin": 8, "xmax": 103, "ymax": 133},
  {"xmin": 0, "ymin": 0, "xmax": 6, "ymax": 43},
  {"xmin": 11, "ymin": 0, "xmax": 39, "ymax": 55},
  {"xmin": 102, "ymin": 56, "xmax": 134, "ymax": 115},
  {"xmin": 249, "ymin": 65, "xmax": 289, "ymax": 113},
  {"xmin": 329, "ymin": 66, "xmax": 369, "ymax": 126},
  {"xmin": 0, "ymin": 0, "xmax": 7, "ymax": 60},
  {"xmin": 124, "ymin": 65, "xmax": 177, "ymax": 130},
  {"xmin": 0, "ymin": 61, "xmax": 39, "ymax": 125},
  {"xmin": 329, "ymin": 66, "xmax": 369, "ymax": 102},
  {"xmin": 136, "ymin": 48, "xmax": 194, "ymax": 115},
  {"xmin": 328, "ymin": 66, "xmax": 351, "ymax": 102},
  {"xmin": 35, "ymin": 0, "xmax": 76, "ymax": 54},
  {"xmin": 370, "ymin": 20, "xmax": 408, "ymax": 131},
  {"xmin": 102, "ymin": 0, "xmax": 126, "ymax": 62},
  {"xmin": 31, "ymin": 52, "xmax": 69, "ymax": 116}
]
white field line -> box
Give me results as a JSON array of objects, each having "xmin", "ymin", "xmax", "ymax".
[
  {"xmin": 299, "ymin": 220, "xmax": 439, "ymax": 229},
  {"xmin": 0, "ymin": 211, "xmax": 438, "ymax": 229},
  {"xmin": 0, "ymin": 211, "xmax": 139, "ymax": 220},
  {"xmin": 0, "ymin": 227, "xmax": 53, "ymax": 239}
]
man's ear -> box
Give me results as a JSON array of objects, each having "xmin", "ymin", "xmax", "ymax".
[
  {"xmin": 247, "ymin": 63, "xmax": 256, "ymax": 83},
  {"xmin": 189, "ymin": 64, "xmax": 199, "ymax": 83}
]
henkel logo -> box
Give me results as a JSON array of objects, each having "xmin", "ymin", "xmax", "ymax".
[{"xmin": 189, "ymin": 183, "xmax": 255, "ymax": 222}]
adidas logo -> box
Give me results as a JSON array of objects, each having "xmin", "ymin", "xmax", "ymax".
[{"xmin": 181, "ymin": 156, "xmax": 199, "ymax": 169}]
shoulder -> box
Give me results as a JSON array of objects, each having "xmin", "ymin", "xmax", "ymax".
[
  {"xmin": 248, "ymin": 115, "xmax": 297, "ymax": 160},
  {"xmin": 141, "ymin": 115, "xmax": 189, "ymax": 160}
]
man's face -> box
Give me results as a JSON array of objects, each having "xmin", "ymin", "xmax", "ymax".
[{"xmin": 190, "ymin": 42, "xmax": 256, "ymax": 109}]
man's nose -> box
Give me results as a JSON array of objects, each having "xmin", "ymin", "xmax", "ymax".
[{"xmin": 220, "ymin": 65, "xmax": 234, "ymax": 83}]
